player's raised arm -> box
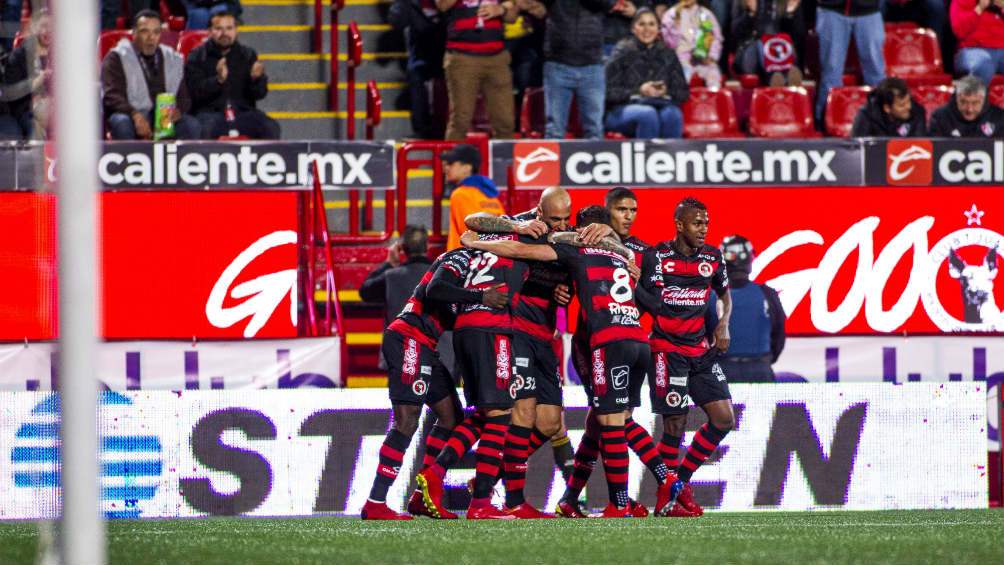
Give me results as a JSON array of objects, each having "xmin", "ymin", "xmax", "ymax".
[
  {"xmin": 547, "ymin": 231, "xmax": 634, "ymax": 263},
  {"xmin": 460, "ymin": 230, "xmax": 558, "ymax": 262},
  {"xmin": 464, "ymin": 212, "xmax": 548, "ymax": 238},
  {"xmin": 426, "ymin": 250, "xmax": 508, "ymax": 307}
]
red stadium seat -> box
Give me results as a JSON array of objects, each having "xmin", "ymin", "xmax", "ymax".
[
  {"xmin": 990, "ymin": 84, "xmax": 1004, "ymax": 107},
  {"xmin": 749, "ymin": 86, "xmax": 821, "ymax": 138},
  {"xmin": 99, "ymin": 30, "xmax": 132, "ymax": 63},
  {"xmin": 159, "ymin": 0, "xmax": 186, "ymax": 31},
  {"xmin": 884, "ymin": 28, "xmax": 951, "ymax": 86},
  {"xmin": 884, "ymin": 21, "xmax": 919, "ymax": 32},
  {"xmin": 824, "ymin": 86, "xmax": 871, "ymax": 138},
  {"xmin": 681, "ymin": 87, "xmax": 744, "ymax": 138},
  {"xmin": 912, "ymin": 84, "xmax": 954, "ymax": 120},
  {"xmin": 177, "ymin": 30, "xmax": 209, "ymax": 59}
]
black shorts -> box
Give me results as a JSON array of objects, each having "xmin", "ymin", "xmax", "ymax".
[
  {"xmin": 512, "ymin": 332, "xmax": 563, "ymax": 407},
  {"xmin": 581, "ymin": 340, "xmax": 650, "ymax": 415},
  {"xmin": 573, "ymin": 335, "xmax": 643, "ymax": 408},
  {"xmin": 649, "ymin": 349, "xmax": 732, "ymax": 415},
  {"xmin": 382, "ymin": 328, "xmax": 454, "ymax": 406},
  {"xmin": 454, "ymin": 330, "xmax": 516, "ymax": 410}
]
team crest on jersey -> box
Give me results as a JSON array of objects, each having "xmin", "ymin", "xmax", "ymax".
[
  {"xmin": 897, "ymin": 123, "xmax": 910, "ymax": 137},
  {"xmin": 666, "ymin": 391, "xmax": 682, "ymax": 407},
  {"xmin": 698, "ymin": 261, "xmax": 713, "ymax": 277},
  {"xmin": 509, "ymin": 375, "xmax": 524, "ymax": 399},
  {"xmin": 982, "ymin": 122, "xmax": 995, "ymax": 136},
  {"xmin": 412, "ymin": 379, "xmax": 428, "ymax": 396}
]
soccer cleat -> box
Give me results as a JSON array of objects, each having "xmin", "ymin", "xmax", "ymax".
[
  {"xmin": 416, "ymin": 469, "xmax": 457, "ymax": 519},
  {"xmin": 407, "ymin": 490, "xmax": 434, "ymax": 518},
  {"xmin": 591, "ymin": 502, "xmax": 632, "ymax": 518},
  {"xmin": 361, "ymin": 500, "xmax": 414, "ymax": 520},
  {"xmin": 654, "ymin": 478, "xmax": 684, "ymax": 517},
  {"xmin": 467, "ymin": 503, "xmax": 518, "ymax": 519},
  {"xmin": 666, "ymin": 502, "xmax": 698, "ymax": 517},
  {"xmin": 628, "ymin": 498, "xmax": 649, "ymax": 518},
  {"xmin": 505, "ymin": 503, "xmax": 557, "ymax": 519},
  {"xmin": 676, "ymin": 483, "xmax": 704, "ymax": 516},
  {"xmin": 555, "ymin": 498, "xmax": 588, "ymax": 518}
]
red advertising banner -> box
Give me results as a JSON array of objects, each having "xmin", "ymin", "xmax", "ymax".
[
  {"xmin": 0, "ymin": 193, "xmax": 58, "ymax": 340},
  {"xmin": 569, "ymin": 185, "xmax": 1004, "ymax": 334},
  {"xmin": 100, "ymin": 192, "xmax": 299, "ymax": 338}
]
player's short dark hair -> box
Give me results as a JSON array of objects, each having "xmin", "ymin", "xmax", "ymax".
[
  {"xmin": 674, "ymin": 197, "xmax": 707, "ymax": 220},
  {"xmin": 133, "ymin": 9, "xmax": 162, "ymax": 27},
  {"xmin": 209, "ymin": 10, "xmax": 239, "ymax": 26},
  {"xmin": 576, "ymin": 205, "xmax": 611, "ymax": 227},
  {"xmin": 605, "ymin": 187, "xmax": 637, "ymax": 208},
  {"xmin": 401, "ymin": 224, "xmax": 428, "ymax": 256},
  {"xmin": 874, "ymin": 77, "xmax": 910, "ymax": 109}
]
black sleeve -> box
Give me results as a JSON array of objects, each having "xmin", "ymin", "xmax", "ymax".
[
  {"xmin": 909, "ymin": 101, "xmax": 927, "ymax": 137},
  {"xmin": 547, "ymin": 241, "xmax": 579, "ymax": 268},
  {"xmin": 927, "ymin": 107, "xmax": 951, "ymax": 137},
  {"xmin": 850, "ymin": 107, "xmax": 874, "ymax": 138},
  {"xmin": 640, "ymin": 247, "xmax": 663, "ymax": 291},
  {"xmin": 604, "ymin": 48, "xmax": 636, "ymax": 108},
  {"xmin": 246, "ymin": 48, "xmax": 268, "ymax": 102},
  {"xmin": 760, "ymin": 284, "xmax": 786, "ymax": 363},
  {"xmin": 184, "ymin": 48, "xmax": 223, "ymax": 109},
  {"xmin": 358, "ymin": 261, "xmax": 393, "ymax": 303},
  {"xmin": 634, "ymin": 281, "xmax": 663, "ymax": 316},
  {"xmin": 427, "ymin": 251, "xmax": 484, "ymax": 304},
  {"xmin": 665, "ymin": 51, "xmax": 690, "ymax": 105},
  {"xmin": 711, "ymin": 255, "xmax": 729, "ymax": 296}
]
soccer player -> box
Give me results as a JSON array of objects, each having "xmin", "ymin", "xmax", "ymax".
[
  {"xmin": 417, "ymin": 237, "xmax": 531, "ymax": 519},
  {"xmin": 559, "ymin": 187, "xmax": 670, "ymax": 519},
  {"xmin": 461, "ymin": 205, "xmax": 681, "ymax": 518},
  {"xmin": 361, "ymin": 249, "xmax": 509, "ymax": 520},
  {"xmin": 641, "ymin": 197, "xmax": 735, "ymax": 517}
]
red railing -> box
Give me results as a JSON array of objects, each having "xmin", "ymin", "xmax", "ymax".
[
  {"xmin": 366, "ymin": 79, "xmax": 382, "ymax": 141},
  {"xmin": 345, "ymin": 21, "xmax": 363, "ymax": 140},
  {"xmin": 321, "ymin": 0, "xmax": 346, "ymax": 111}
]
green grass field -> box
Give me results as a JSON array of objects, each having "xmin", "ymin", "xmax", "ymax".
[{"xmin": 1, "ymin": 509, "xmax": 1001, "ymax": 565}]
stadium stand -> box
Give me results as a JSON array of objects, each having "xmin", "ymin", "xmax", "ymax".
[
  {"xmin": 176, "ymin": 29, "xmax": 209, "ymax": 59},
  {"xmin": 883, "ymin": 27, "xmax": 952, "ymax": 86},
  {"xmin": 748, "ymin": 86, "xmax": 820, "ymax": 138},
  {"xmin": 991, "ymin": 84, "xmax": 1004, "ymax": 108},
  {"xmin": 98, "ymin": 29, "xmax": 132, "ymax": 62},
  {"xmin": 681, "ymin": 87, "xmax": 743, "ymax": 138},
  {"xmin": 912, "ymin": 84, "xmax": 955, "ymax": 120},
  {"xmin": 824, "ymin": 86, "xmax": 872, "ymax": 138}
]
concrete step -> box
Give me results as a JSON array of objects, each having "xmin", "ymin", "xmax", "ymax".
[
  {"xmin": 264, "ymin": 81, "xmax": 406, "ymax": 113},
  {"xmin": 257, "ymin": 53, "xmax": 408, "ymax": 84},
  {"xmin": 239, "ymin": 24, "xmax": 404, "ymax": 57},
  {"xmin": 270, "ymin": 113, "xmax": 412, "ymax": 139},
  {"xmin": 242, "ymin": 0, "xmax": 394, "ymax": 26}
]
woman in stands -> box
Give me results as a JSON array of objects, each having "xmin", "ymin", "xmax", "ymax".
[{"xmin": 604, "ymin": 9, "xmax": 690, "ymax": 139}]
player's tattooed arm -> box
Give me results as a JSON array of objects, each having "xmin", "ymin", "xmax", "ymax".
[
  {"xmin": 464, "ymin": 213, "xmax": 548, "ymax": 238},
  {"xmin": 461, "ymin": 230, "xmax": 557, "ymax": 261},
  {"xmin": 547, "ymin": 232, "xmax": 634, "ymax": 263}
]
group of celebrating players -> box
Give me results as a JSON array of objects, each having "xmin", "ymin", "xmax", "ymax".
[{"xmin": 360, "ymin": 184, "xmax": 737, "ymax": 520}]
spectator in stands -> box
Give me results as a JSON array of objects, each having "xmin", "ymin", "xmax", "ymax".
[
  {"xmin": 389, "ymin": 0, "xmax": 446, "ymax": 139},
  {"xmin": 101, "ymin": 0, "xmax": 154, "ymax": 30},
  {"xmin": 604, "ymin": 8, "xmax": 689, "ymax": 138},
  {"xmin": 662, "ymin": 0, "xmax": 724, "ymax": 87},
  {"xmin": 437, "ymin": 0, "xmax": 518, "ymax": 140},
  {"xmin": 185, "ymin": 10, "xmax": 280, "ymax": 139},
  {"xmin": 442, "ymin": 143, "xmax": 504, "ymax": 251},
  {"xmin": 950, "ymin": 0, "xmax": 1004, "ymax": 87},
  {"xmin": 2, "ymin": 9, "xmax": 52, "ymax": 139},
  {"xmin": 0, "ymin": 100, "xmax": 20, "ymax": 140},
  {"xmin": 100, "ymin": 10, "xmax": 202, "ymax": 140},
  {"xmin": 182, "ymin": 1, "xmax": 243, "ymax": 30},
  {"xmin": 602, "ymin": 0, "xmax": 668, "ymax": 57},
  {"xmin": 506, "ymin": 0, "xmax": 546, "ymax": 117},
  {"xmin": 850, "ymin": 76, "xmax": 926, "ymax": 137},
  {"xmin": 1, "ymin": 0, "xmax": 23, "ymax": 52},
  {"xmin": 880, "ymin": 0, "xmax": 947, "ymax": 53},
  {"xmin": 543, "ymin": 0, "xmax": 623, "ymax": 139},
  {"xmin": 707, "ymin": 235, "xmax": 786, "ymax": 383},
  {"xmin": 929, "ymin": 75, "xmax": 1004, "ymax": 137},
  {"xmin": 813, "ymin": 0, "xmax": 885, "ymax": 121},
  {"xmin": 730, "ymin": 0, "xmax": 805, "ymax": 86}
]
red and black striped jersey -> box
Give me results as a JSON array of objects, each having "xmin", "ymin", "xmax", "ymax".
[
  {"xmin": 621, "ymin": 234, "xmax": 651, "ymax": 267},
  {"xmin": 641, "ymin": 241, "xmax": 729, "ymax": 356},
  {"xmin": 454, "ymin": 234, "xmax": 530, "ymax": 332},
  {"xmin": 551, "ymin": 242, "xmax": 648, "ymax": 350},
  {"xmin": 504, "ymin": 210, "xmax": 571, "ymax": 341},
  {"xmin": 391, "ymin": 249, "xmax": 469, "ymax": 348},
  {"xmin": 445, "ymin": 0, "xmax": 504, "ymax": 55}
]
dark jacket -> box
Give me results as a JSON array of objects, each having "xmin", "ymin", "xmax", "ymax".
[
  {"xmin": 817, "ymin": 0, "xmax": 879, "ymax": 17},
  {"xmin": 359, "ymin": 255, "xmax": 434, "ymax": 325},
  {"xmin": 605, "ymin": 36, "xmax": 689, "ymax": 109},
  {"xmin": 928, "ymin": 95, "xmax": 1004, "ymax": 138},
  {"xmin": 2, "ymin": 36, "xmax": 48, "ymax": 119},
  {"xmin": 543, "ymin": 0, "xmax": 616, "ymax": 66},
  {"xmin": 850, "ymin": 93, "xmax": 927, "ymax": 137},
  {"xmin": 184, "ymin": 39, "xmax": 268, "ymax": 113}
]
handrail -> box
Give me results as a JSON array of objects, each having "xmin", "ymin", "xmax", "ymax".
[
  {"xmin": 327, "ymin": 0, "xmax": 345, "ymax": 111},
  {"xmin": 313, "ymin": 0, "xmax": 323, "ymax": 53},
  {"xmin": 365, "ymin": 80, "xmax": 382, "ymax": 141},
  {"xmin": 345, "ymin": 21, "xmax": 363, "ymax": 140},
  {"xmin": 309, "ymin": 160, "xmax": 348, "ymax": 383},
  {"xmin": 396, "ymin": 141, "xmax": 463, "ymax": 244}
]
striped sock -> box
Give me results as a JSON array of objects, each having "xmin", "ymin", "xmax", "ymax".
[
  {"xmin": 472, "ymin": 415, "xmax": 509, "ymax": 499},
  {"xmin": 625, "ymin": 418, "xmax": 668, "ymax": 483},
  {"xmin": 503, "ymin": 424, "xmax": 532, "ymax": 508},
  {"xmin": 528, "ymin": 427, "xmax": 549, "ymax": 458},
  {"xmin": 678, "ymin": 423, "xmax": 728, "ymax": 483},
  {"xmin": 421, "ymin": 426, "xmax": 452, "ymax": 470},
  {"xmin": 550, "ymin": 432, "xmax": 576, "ymax": 482},
  {"xmin": 659, "ymin": 433, "xmax": 682, "ymax": 470},
  {"xmin": 563, "ymin": 435, "xmax": 599, "ymax": 500},
  {"xmin": 600, "ymin": 425, "xmax": 630, "ymax": 508},
  {"xmin": 431, "ymin": 412, "xmax": 485, "ymax": 478},
  {"xmin": 368, "ymin": 429, "xmax": 411, "ymax": 503}
]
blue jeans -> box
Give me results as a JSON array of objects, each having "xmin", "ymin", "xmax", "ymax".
[
  {"xmin": 814, "ymin": 8, "xmax": 886, "ymax": 120},
  {"xmin": 955, "ymin": 48, "xmax": 1004, "ymax": 88},
  {"xmin": 604, "ymin": 103, "xmax": 683, "ymax": 139},
  {"xmin": 107, "ymin": 111, "xmax": 203, "ymax": 140},
  {"xmin": 182, "ymin": 2, "xmax": 232, "ymax": 29},
  {"xmin": 543, "ymin": 61, "xmax": 605, "ymax": 139}
]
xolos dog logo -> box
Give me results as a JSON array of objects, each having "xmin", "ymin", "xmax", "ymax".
[
  {"xmin": 513, "ymin": 142, "xmax": 560, "ymax": 187},
  {"xmin": 886, "ymin": 139, "xmax": 933, "ymax": 185}
]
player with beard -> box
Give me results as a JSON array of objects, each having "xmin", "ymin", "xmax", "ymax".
[
  {"xmin": 559, "ymin": 187, "xmax": 669, "ymax": 518},
  {"xmin": 464, "ymin": 187, "xmax": 610, "ymax": 517},
  {"xmin": 641, "ymin": 197, "xmax": 734, "ymax": 517},
  {"xmin": 461, "ymin": 205, "xmax": 681, "ymax": 518},
  {"xmin": 361, "ymin": 249, "xmax": 509, "ymax": 519}
]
